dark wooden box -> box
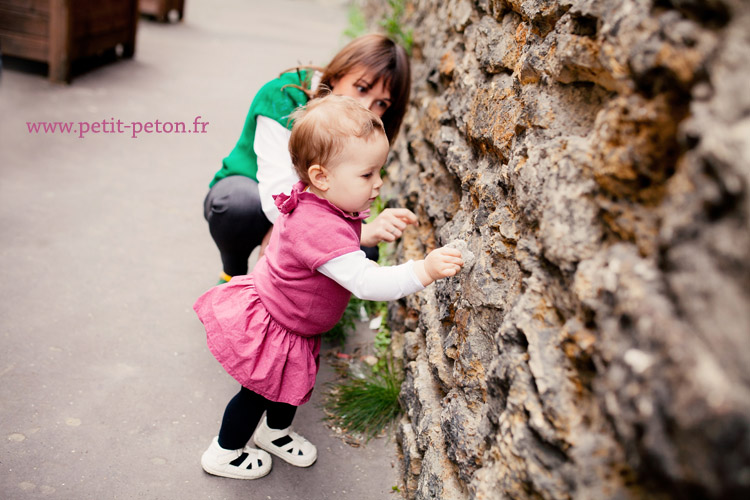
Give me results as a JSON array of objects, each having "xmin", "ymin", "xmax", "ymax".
[
  {"xmin": 139, "ymin": 0, "xmax": 184, "ymax": 22},
  {"xmin": 0, "ymin": 0, "xmax": 139, "ymax": 82}
]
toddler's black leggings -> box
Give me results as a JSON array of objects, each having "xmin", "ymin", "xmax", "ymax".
[{"xmin": 218, "ymin": 386, "xmax": 298, "ymax": 450}]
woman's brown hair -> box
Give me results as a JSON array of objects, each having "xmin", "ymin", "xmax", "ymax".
[
  {"xmin": 283, "ymin": 34, "xmax": 411, "ymax": 145},
  {"xmin": 317, "ymin": 34, "xmax": 410, "ymax": 144}
]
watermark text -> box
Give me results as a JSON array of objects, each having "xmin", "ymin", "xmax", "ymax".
[{"xmin": 26, "ymin": 116, "xmax": 209, "ymax": 139}]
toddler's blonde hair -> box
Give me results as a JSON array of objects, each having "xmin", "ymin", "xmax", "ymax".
[{"xmin": 288, "ymin": 94, "xmax": 386, "ymax": 184}]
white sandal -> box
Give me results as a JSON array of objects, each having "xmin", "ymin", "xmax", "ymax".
[
  {"xmin": 201, "ymin": 437, "xmax": 272, "ymax": 479},
  {"xmin": 253, "ymin": 416, "xmax": 317, "ymax": 467}
]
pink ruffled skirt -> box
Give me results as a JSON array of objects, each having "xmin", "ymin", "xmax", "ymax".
[{"xmin": 193, "ymin": 275, "xmax": 321, "ymax": 405}]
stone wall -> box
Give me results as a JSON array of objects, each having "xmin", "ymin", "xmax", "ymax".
[{"xmin": 365, "ymin": 0, "xmax": 750, "ymax": 498}]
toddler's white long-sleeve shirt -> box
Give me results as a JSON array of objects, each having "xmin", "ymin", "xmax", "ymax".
[{"xmin": 318, "ymin": 251, "xmax": 425, "ymax": 301}]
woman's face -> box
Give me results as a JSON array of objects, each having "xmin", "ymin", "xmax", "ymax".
[{"xmin": 331, "ymin": 68, "xmax": 391, "ymax": 117}]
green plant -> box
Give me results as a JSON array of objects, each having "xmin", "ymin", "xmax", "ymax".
[
  {"xmin": 342, "ymin": 0, "xmax": 413, "ymax": 55},
  {"xmin": 323, "ymin": 189, "xmax": 404, "ymax": 438},
  {"xmin": 343, "ymin": 3, "xmax": 368, "ymax": 40},
  {"xmin": 380, "ymin": 0, "xmax": 413, "ymax": 55},
  {"xmin": 373, "ymin": 322, "xmax": 391, "ymax": 356},
  {"xmin": 323, "ymin": 298, "xmax": 360, "ymax": 346},
  {"xmin": 324, "ymin": 356, "xmax": 403, "ymax": 441}
]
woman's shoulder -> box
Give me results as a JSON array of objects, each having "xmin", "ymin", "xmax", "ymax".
[
  {"xmin": 257, "ymin": 69, "xmax": 311, "ymax": 99},
  {"xmin": 252, "ymin": 69, "xmax": 312, "ymax": 124}
]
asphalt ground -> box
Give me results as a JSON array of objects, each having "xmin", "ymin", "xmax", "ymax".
[{"xmin": 0, "ymin": 1, "xmax": 400, "ymax": 498}]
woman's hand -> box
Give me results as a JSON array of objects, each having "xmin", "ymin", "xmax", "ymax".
[
  {"xmin": 414, "ymin": 247, "xmax": 464, "ymax": 286},
  {"xmin": 361, "ymin": 208, "xmax": 418, "ymax": 247}
]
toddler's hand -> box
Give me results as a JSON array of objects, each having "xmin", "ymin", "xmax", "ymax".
[{"xmin": 415, "ymin": 247, "xmax": 464, "ymax": 286}]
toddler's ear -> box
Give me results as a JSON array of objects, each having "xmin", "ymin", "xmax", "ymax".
[{"xmin": 308, "ymin": 164, "xmax": 329, "ymax": 191}]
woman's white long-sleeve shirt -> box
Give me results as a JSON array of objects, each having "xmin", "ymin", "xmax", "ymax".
[
  {"xmin": 255, "ymin": 72, "xmax": 322, "ymax": 223},
  {"xmin": 254, "ymin": 115, "xmax": 297, "ymax": 224}
]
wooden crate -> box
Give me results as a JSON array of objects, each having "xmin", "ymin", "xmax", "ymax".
[
  {"xmin": 0, "ymin": 0, "xmax": 139, "ymax": 82},
  {"xmin": 139, "ymin": 0, "xmax": 184, "ymax": 22}
]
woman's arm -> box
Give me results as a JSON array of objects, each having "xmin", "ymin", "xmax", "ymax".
[
  {"xmin": 360, "ymin": 208, "xmax": 418, "ymax": 247},
  {"xmin": 255, "ymin": 116, "xmax": 299, "ymax": 224}
]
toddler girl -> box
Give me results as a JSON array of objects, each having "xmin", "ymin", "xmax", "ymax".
[{"xmin": 194, "ymin": 94, "xmax": 463, "ymax": 479}]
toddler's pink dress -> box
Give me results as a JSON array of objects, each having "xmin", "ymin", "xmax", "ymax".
[{"xmin": 194, "ymin": 182, "xmax": 367, "ymax": 405}]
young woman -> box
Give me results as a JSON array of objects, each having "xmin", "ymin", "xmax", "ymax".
[{"xmin": 204, "ymin": 34, "xmax": 414, "ymax": 283}]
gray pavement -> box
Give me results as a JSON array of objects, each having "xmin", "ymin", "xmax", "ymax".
[{"xmin": 0, "ymin": 1, "xmax": 400, "ymax": 498}]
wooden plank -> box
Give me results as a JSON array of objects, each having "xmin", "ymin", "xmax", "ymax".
[
  {"xmin": 70, "ymin": 1, "xmax": 136, "ymax": 37},
  {"xmin": 72, "ymin": 20, "xmax": 133, "ymax": 39},
  {"xmin": 70, "ymin": 30, "xmax": 126, "ymax": 59},
  {"xmin": 0, "ymin": 29, "xmax": 48, "ymax": 60},
  {"xmin": 48, "ymin": 0, "xmax": 71, "ymax": 83},
  {"xmin": 71, "ymin": 0, "xmax": 133, "ymax": 20},
  {"xmin": 124, "ymin": 0, "xmax": 138, "ymax": 57},
  {"xmin": 0, "ymin": 0, "xmax": 50, "ymax": 14},
  {"xmin": 68, "ymin": 0, "xmax": 138, "ymax": 58},
  {"xmin": 0, "ymin": 8, "xmax": 49, "ymax": 36}
]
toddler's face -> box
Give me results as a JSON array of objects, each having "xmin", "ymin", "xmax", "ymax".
[{"xmin": 323, "ymin": 132, "xmax": 389, "ymax": 214}]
